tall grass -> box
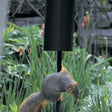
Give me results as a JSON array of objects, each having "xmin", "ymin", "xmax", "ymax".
[{"xmin": 0, "ymin": 15, "xmax": 112, "ymax": 112}]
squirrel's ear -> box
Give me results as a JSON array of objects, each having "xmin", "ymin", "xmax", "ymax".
[
  {"xmin": 75, "ymin": 81, "xmax": 78, "ymax": 86},
  {"xmin": 60, "ymin": 65, "xmax": 70, "ymax": 74}
]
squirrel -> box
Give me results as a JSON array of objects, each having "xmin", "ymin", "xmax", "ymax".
[{"xmin": 18, "ymin": 65, "xmax": 79, "ymax": 112}]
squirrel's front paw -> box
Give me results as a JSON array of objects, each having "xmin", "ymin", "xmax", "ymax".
[{"xmin": 58, "ymin": 93, "xmax": 63, "ymax": 101}]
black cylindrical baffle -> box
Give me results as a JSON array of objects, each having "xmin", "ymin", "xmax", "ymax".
[{"xmin": 44, "ymin": 0, "xmax": 75, "ymax": 51}]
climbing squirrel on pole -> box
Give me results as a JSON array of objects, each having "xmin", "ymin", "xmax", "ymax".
[{"xmin": 18, "ymin": 66, "xmax": 79, "ymax": 112}]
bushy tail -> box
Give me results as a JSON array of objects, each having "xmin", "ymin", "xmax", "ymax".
[{"xmin": 18, "ymin": 92, "xmax": 47, "ymax": 112}]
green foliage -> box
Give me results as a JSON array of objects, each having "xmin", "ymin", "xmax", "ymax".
[
  {"xmin": 9, "ymin": 101, "xmax": 18, "ymax": 112},
  {"xmin": 0, "ymin": 104, "xmax": 8, "ymax": 112},
  {"xmin": 79, "ymin": 83, "xmax": 112, "ymax": 112},
  {"xmin": 0, "ymin": 20, "xmax": 112, "ymax": 112}
]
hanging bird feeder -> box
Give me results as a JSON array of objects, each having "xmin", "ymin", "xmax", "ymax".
[{"xmin": 44, "ymin": 0, "xmax": 75, "ymax": 111}]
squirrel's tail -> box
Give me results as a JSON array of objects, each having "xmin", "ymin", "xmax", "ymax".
[{"xmin": 18, "ymin": 92, "xmax": 47, "ymax": 112}]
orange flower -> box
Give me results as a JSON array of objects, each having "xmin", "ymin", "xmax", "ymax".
[
  {"xmin": 84, "ymin": 16, "xmax": 89, "ymax": 22},
  {"xmin": 41, "ymin": 24, "xmax": 45, "ymax": 38},
  {"xmin": 41, "ymin": 24, "xmax": 44, "ymax": 30},
  {"xmin": 14, "ymin": 46, "xmax": 25, "ymax": 56},
  {"xmin": 99, "ymin": 56, "xmax": 103, "ymax": 59},
  {"xmin": 42, "ymin": 31, "xmax": 44, "ymax": 38},
  {"xmin": 82, "ymin": 16, "xmax": 89, "ymax": 29}
]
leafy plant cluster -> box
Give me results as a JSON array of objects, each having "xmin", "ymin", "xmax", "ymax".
[{"xmin": 0, "ymin": 22, "xmax": 112, "ymax": 112}]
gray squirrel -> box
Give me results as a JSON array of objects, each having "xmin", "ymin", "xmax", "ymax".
[{"xmin": 18, "ymin": 66, "xmax": 79, "ymax": 112}]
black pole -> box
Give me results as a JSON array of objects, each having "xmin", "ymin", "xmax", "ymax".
[
  {"xmin": 57, "ymin": 51, "xmax": 62, "ymax": 72},
  {"xmin": 56, "ymin": 51, "xmax": 62, "ymax": 112}
]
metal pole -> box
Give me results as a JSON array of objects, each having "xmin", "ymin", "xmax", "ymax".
[{"xmin": 56, "ymin": 51, "xmax": 62, "ymax": 112}]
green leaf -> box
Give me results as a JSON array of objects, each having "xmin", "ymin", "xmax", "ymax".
[{"xmin": 9, "ymin": 101, "xmax": 18, "ymax": 112}]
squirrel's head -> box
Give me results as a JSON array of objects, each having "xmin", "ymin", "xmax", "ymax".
[
  {"xmin": 72, "ymin": 82, "xmax": 79, "ymax": 99},
  {"xmin": 61, "ymin": 65, "xmax": 79, "ymax": 104},
  {"xmin": 72, "ymin": 82, "xmax": 79, "ymax": 105},
  {"xmin": 73, "ymin": 82, "xmax": 79, "ymax": 105},
  {"xmin": 66, "ymin": 82, "xmax": 79, "ymax": 105},
  {"xmin": 71, "ymin": 82, "xmax": 79, "ymax": 99}
]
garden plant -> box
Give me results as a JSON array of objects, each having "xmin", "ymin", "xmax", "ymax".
[{"xmin": 0, "ymin": 11, "xmax": 112, "ymax": 112}]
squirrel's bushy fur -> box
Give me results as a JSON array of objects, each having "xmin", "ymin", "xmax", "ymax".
[
  {"xmin": 18, "ymin": 66, "xmax": 79, "ymax": 112},
  {"xmin": 18, "ymin": 92, "xmax": 47, "ymax": 112}
]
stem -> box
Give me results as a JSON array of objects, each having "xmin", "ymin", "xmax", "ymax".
[{"xmin": 105, "ymin": 39, "xmax": 108, "ymax": 58}]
